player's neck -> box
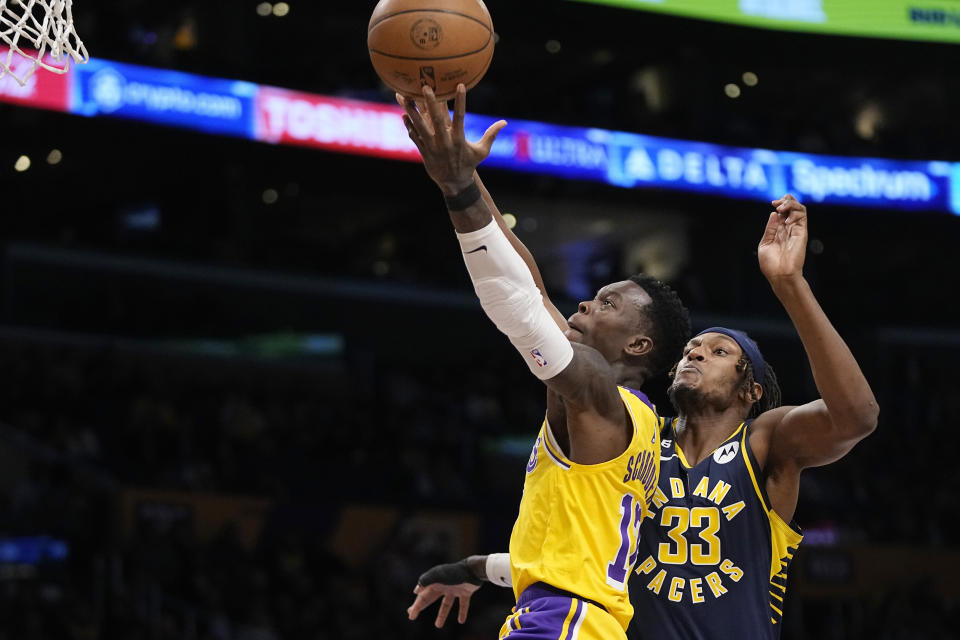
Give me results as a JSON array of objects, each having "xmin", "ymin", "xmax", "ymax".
[
  {"xmin": 612, "ymin": 363, "xmax": 645, "ymax": 391},
  {"xmin": 673, "ymin": 408, "xmax": 746, "ymax": 465}
]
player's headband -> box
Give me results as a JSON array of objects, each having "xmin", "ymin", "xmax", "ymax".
[{"xmin": 695, "ymin": 327, "xmax": 766, "ymax": 385}]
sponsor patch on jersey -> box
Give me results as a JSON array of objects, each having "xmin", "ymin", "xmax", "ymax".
[{"xmin": 713, "ymin": 441, "xmax": 740, "ymax": 464}]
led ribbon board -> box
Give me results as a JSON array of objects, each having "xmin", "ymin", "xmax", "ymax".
[
  {"xmin": 568, "ymin": 0, "xmax": 960, "ymax": 43},
  {"xmin": 2, "ymin": 47, "xmax": 959, "ymax": 214}
]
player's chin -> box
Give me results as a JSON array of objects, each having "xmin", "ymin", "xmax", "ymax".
[
  {"xmin": 668, "ymin": 380, "xmax": 706, "ymax": 412},
  {"xmin": 563, "ymin": 328, "xmax": 583, "ymax": 343},
  {"xmin": 667, "ymin": 378, "xmax": 696, "ymax": 394}
]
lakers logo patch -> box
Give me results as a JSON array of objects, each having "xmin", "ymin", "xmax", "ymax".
[
  {"xmin": 526, "ymin": 435, "xmax": 541, "ymax": 473},
  {"xmin": 713, "ymin": 441, "xmax": 740, "ymax": 464}
]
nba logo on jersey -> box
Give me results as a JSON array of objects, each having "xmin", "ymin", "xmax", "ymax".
[
  {"xmin": 530, "ymin": 349, "xmax": 547, "ymax": 368},
  {"xmin": 713, "ymin": 441, "xmax": 740, "ymax": 464}
]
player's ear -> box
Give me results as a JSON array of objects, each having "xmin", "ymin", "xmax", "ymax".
[
  {"xmin": 625, "ymin": 335, "xmax": 653, "ymax": 358},
  {"xmin": 741, "ymin": 381, "xmax": 763, "ymax": 404}
]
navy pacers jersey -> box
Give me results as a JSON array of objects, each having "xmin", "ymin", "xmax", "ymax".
[{"xmin": 628, "ymin": 418, "xmax": 803, "ymax": 640}]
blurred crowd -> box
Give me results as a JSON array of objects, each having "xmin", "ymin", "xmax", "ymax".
[{"xmin": 0, "ymin": 330, "xmax": 958, "ymax": 639}]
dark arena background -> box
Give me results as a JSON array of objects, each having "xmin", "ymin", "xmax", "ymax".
[{"xmin": 1, "ymin": 1, "xmax": 959, "ymax": 638}]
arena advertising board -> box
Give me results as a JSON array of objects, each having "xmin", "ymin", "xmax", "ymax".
[
  {"xmin": 255, "ymin": 86, "xmax": 421, "ymax": 161},
  {"xmin": 466, "ymin": 118, "xmax": 960, "ymax": 213},
  {"xmin": 72, "ymin": 58, "xmax": 258, "ymax": 137},
  {"xmin": 0, "ymin": 49, "xmax": 70, "ymax": 111},
  {"xmin": 2, "ymin": 46, "xmax": 958, "ymax": 215},
  {"xmin": 569, "ymin": 0, "xmax": 960, "ymax": 43}
]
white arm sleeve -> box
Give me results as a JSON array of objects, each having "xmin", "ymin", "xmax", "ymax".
[{"xmin": 456, "ymin": 219, "xmax": 574, "ymax": 380}]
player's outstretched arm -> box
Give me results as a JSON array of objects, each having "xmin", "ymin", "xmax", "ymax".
[
  {"xmin": 397, "ymin": 91, "xmax": 565, "ymax": 330},
  {"xmin": 401, "ymin": 84, "xmax": 628, "ymax": 460},
  {"xmin": 753, "ymin": 195, "xmax": 879, "ymax": 476}
]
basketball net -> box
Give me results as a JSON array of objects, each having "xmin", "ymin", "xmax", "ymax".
[{"xmin": 1, "ymin": 0, "xmax": 88, "ymax": 86}]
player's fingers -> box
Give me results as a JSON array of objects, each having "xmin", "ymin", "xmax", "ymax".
[
  {"xmin": 477, "ymin": 119, "xmax": 508, "ymax": 156},
  {"xmin": 401, "ymin": 98, "xmax": 432, "ymax": 141},
  {"xmin": 777, "ymin": 199, "xmax": 807, "ymax": 224},
  {"xmin": 453, "ymin": 84, "xmax": 466, "ymax": 139},
  {"xmin": 776, "ymin": 196, "xmax": 802, "ymax": 210},
  {"xmin": 438, "ymin": 92, "xmax": 453, "ymax": 129},
  {"xmin": 407, "ymin": 587, "xmax": 441, "ymax": 620},
  {"xmin": 759, "ymin": 211, "xmax": 780, "ymax": 246},
  {"xmin": 771, "ymin": 192, "xmax": 797, "ymax": 207},
  {"xmin": 402, "ymin": 115, "xmax": 425, "ymax": 150},
  {"xmin": 435, "ymin": 595, "xmax": 455, "ymax": 628},
  {"xmin": 421, "ymin": 86, "xmax": 452, "ymax": 145},
  {"xmin": 411, "ymin": 98, "xmax": 436, "ymax": 135},
  {"xmin": 402, "ymin": 114, "xmax": 416, "ymax": 136},
  {"xmin": 457, "ymin": 594, "xmax": 471, "ymax": 624},
  {"xmin": 785, "ymin": 211, "xmax": 807, "ymax": 227}
]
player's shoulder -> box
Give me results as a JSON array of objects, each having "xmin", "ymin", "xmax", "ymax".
[
  {"xmin": 617, "ymin": 385, "xmax": 656, "ymax": 414},
  {"xmin": 747, "ymin": 405, "xmax": 797, "ymax": 468},
  {"xmin": 750, "ymin": 405, "xmax": 793, "ymax": 431}
]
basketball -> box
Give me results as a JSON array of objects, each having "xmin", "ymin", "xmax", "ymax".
[{"xmin": 367, "ymin": 0, "xmax": 495, "ymax": 101}]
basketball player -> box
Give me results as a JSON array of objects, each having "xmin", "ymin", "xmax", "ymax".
[
  {"xmin": 407, "ymin": 193, "xmax": 879, "ymax": 639},
  {"xmin": 398, "ymin": 83, "xmax": 691, "ymax": 640}
]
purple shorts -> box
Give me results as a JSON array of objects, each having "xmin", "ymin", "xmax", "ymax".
[{"xmin": 498, "ymin": 584, "xmax": 626, "ymax": 640}]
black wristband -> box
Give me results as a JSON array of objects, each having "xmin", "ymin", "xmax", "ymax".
[
  {"xmin": 443, "ymin": 181, "xmax": 482, "ymax": 211},
  {"xmin": 417, "ymin": 558, "xmax": 483, "ymax": 587}
]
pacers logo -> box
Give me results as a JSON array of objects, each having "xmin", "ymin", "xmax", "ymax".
[
  {"xmin": 410, "ymin": 19, "xmax": 442, "ymax": 49},
  {"xmin": 713, "ymin": 441, "xmax": 739, "ymax": 464}
]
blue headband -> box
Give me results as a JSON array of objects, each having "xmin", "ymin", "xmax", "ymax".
[{"xmin": 695, "ymin": 327, "xmax": 766, "ymax": 384}]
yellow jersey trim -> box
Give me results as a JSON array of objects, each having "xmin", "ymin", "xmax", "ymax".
[
  {"xmin": 741, "ymin": 423, "xmax": 769, "ymax": 512},
  {"xmin": 739, "ymin": 423, "xmax": 804, "ymax": 582}
]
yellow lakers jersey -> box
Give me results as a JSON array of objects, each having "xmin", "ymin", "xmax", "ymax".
[{"xmin": 509, "ymin": 386, "xmax": 661, "ymax": 630}]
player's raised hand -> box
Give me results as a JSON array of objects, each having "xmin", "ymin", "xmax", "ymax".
[
  {"xmin": 397, "ymin": 83, "xmax": 506, "ymax": 196},
  {"xmin": 407, "ymin": 560, "xmax": 482, "ymax": 627},
  {"xmin": 758, "ymin": 194, "xmax": 808, "ymax": 282}
]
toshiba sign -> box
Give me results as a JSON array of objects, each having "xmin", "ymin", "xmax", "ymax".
[{"xmin": 255, "ymin": 86, "xmax": 420, "ymax": 161}]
